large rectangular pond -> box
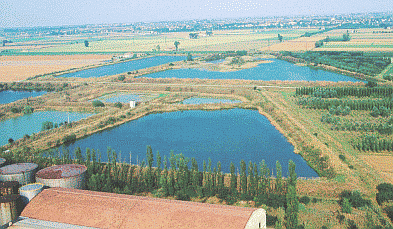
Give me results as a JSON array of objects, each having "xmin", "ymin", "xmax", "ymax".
[
  {"xmin": 58, "ymin": 55, "xmax": 185, "ymax": 78},
  {"xmin": 0, "ymin": 111, "xmax": 93, "ymax": 146},
  {"xmin": 144, "ymin": 59, "xmax": 361, "ymax": 82},
  {"xmin": 55, "ymin": 108, "xmax": 318, "ymax": 177},
  {"xmin": 0, "ymin": 90, "xmax": 47, "ymax": 105}
]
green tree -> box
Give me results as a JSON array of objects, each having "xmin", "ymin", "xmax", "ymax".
[
  {"xmin": 285, "ymin": 160, "xmax": 299, "ymax": 229},
  {"xmin": 174, "ymin": 41, "xmax": 180, "ymax": 51},
  {"xmin": 114, "ymin": 102, "xmax": 123, "ymax": 109},
  {"xmin": 41, "ymin": 121, "xmax": 54, "ymax": 131},
  {"xmin": 276, "ymin": 161, "xmax": 283, "ymax": 193},
  {"xmin": 84, "ymin": 40, "xmax": 89, "ymax": 47},
  {"xmin": 92, "ymin": 100, "xmax": 105, "ymax": 107},
  {"xmin": 23, "ymin": 106, "xmax": 34, "ymax": 114},
  {"xmin": 230, "ymin": 162, "xmax": 237, "ymax": 191},
  {"xmin": 240, "ymin": 160, "xmax": 247, "ymax": 196},
  {"xmin": 146, "ymin": 145, "xmax": 154, "ymax": 189},
  {"xmin": 342, "ymin": 197, "xmax": 352, "ymax": 213},
  {"xmin": 278, "ymin": 34, "xmax": 283, "ymax": 42},
  {"xmin": 187, "ymin": 53, "xmax": 193, "ymax": 61}
]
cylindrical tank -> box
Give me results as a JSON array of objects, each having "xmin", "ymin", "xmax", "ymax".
[
  {"xmin": 19, "ymin": 183, "xmax": 44, "ymax": 205},
  {"xmin": 0, "ymin": 194, "xmax": 20, "ymax": 226},
  {"xmin": 0, "ymin": 181, "xmax": 19, "ymax": 196},
  {"xmin": 0, "ymin": 163, "xmax": 38, "ymax": 186},
  {"xmin": 0, "ymin": 158, "xmax": 6, "ymax": 167},
  {"xmin": 35, "ymin": 164, "xmax": 87, "ymax": 189}
]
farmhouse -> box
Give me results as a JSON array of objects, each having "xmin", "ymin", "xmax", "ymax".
[{"xmin": 13, "ymin": 188, "xmax": 266, "ymax": 229}]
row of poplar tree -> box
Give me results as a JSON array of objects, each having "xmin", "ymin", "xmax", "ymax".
[
  {"xmin": 296, "ymin": 86, "xmax": 393, "ymax": 98},
  {"xmin": 37, "ymin": 145, "xmax": 300, "ymax": 226}
]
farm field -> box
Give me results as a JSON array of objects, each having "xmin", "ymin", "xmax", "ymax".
[
  {"xmin": 316, "ymin": 28, "xmax": 393, "ymax": 52},
  {"xmin": 1, "ymin": 29, "xmax": 315, "ymax": 54},
  {"xmin": 361, "ymin": 155, "xmax": 393, "ymax": 183},
  {"xmin": 0, "ymin": 54, "xmax": 111, "ymax": 82}
]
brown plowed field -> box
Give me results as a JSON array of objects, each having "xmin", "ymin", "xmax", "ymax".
[{"xmin": 0, "ymin": 55, "xmax": 111, "ymax": 82}]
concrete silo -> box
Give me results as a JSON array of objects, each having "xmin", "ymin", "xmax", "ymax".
[
  {"xmin": 19, "ymin": 183, "xmax": 44, "ymax": 205},
  {"xmin": 35, "ymin": 164, "xmax": 87, "ymax": 189},
  {"xmin": 0, "ymin": 163, "xmax": 38, "ymax": 186}
]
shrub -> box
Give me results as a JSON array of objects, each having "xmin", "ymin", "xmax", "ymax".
[
  {"xmin": 8, "ymin": 138, "xmax": 14, "ymax": 144},
  {"xmin": 299, "ymin": 196, "xmax": 311, "ymax": 205},
  {"xmin": 376, "ymin": 183, "xmax": 393, "ymax": 205},
  {"xmin": 11, "ymin": 107, "xmax": 21, "ymax": 113},
  {"xmin": 92, "ymin": 100, "xmax": 105, "ymax": 107},
  {"xmin": 41, "ymin": 121, "xmax": 54, "ymax": 131},
  {"xmin": 62, "ymin": 133, "xmax": 76, "ymax": 144},
  {"xmin": 342, "ymin": 198, "xmax": 352, "ymax": 213},
  {"xmin": 339, "ymin": 154, "xmax": 346, "ymax": 161},
  {"xmin": 385, "ymin": 205, "xmax": 393, "ymax": 222},
  {"xmin": 118, "ymin": 75, "xmax": 125, "ymax": 81},
  {"xmin": 339, "ymin": 190, "xmax": 371, "ymax": 208},
  {"xmin": 23, "ymin": 106, "xmax": 34, "ymax": 114},
  {"xmin": 114, "ymin": 102, "xmax": 123, "ymax": 109}
]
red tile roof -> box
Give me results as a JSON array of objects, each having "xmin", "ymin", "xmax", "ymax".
[{"xmin": 21, "ymin": 188, "xmax": 259, "ymax": 229}]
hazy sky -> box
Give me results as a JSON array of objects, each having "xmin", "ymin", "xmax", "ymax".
[{"xmin": 0, "ymin": 0, "xmax": 392, "ymax": 28}]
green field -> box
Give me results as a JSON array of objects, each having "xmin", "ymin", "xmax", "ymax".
[{"xmin": 6, "ymin": 29, "xmax": 311, "ymax": 54}]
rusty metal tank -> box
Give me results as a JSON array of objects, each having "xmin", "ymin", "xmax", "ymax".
[
  {"xmin": 0, "ymin": 194, "xmax": 20, "ymax": 226},
  {"xmin": 0, "ymin": 181, "xmax": 19, "ymax": 196},
  {"xmin": 0, "ymin": 163, "xmax": 38, "ymax": 186},
  {"xmin": 35, "ymin": 164, "xmax": 87, "ymax": 189}
]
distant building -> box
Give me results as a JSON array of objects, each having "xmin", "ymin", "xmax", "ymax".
[
  {"xmin": 130, "ymin": 100, "xmax": 136, "ymax": 108},
  {"xmin": 14, "ymin": 187, "xmax": 267, "ymax": 229}
]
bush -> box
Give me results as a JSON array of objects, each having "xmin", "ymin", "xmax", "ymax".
[
  {"xmin": 11, "ymin": 107, "xmax": 21, "ymax": 113},
  {"xmin": 92, "ymin": 100, "xmax": 105, "ymax": 107},
  {"xmin": 114, "ymin": 102, "xmax": 123, "ymax": 109},
  {"xmin": 385, "ymin": 205, "xmax": 393, "ymax": 222},
  {"xmin": 376, "ymin": 183, "xmax": 393, "ymax": 205},
  {"xmin": 23, "ymin": 106, "xmax": 34, "ymax": 114},
  {"xmin": 62, "ymin": 133, "xmax": 76, "ymax": 144},
  {"xmin": 299, "ymin": 196, "xmax": 311, "ymax": 205},
  {"xmin": 266, "ymin": 215, "xmax": 278, "ymax": 226},
  {"xmin": 41, "ymin": 121, "xmax": 54, "ymax": 131},
  {"xmin": 339, "ymin": 154, "xmax": 346, "ymax": 161},
  {"xmin": 118, "ymin": 75, "xmax": 125, "ymax": 81},
  {"xmin": 342, "ymin": 198, "xmax": 352, "ymax": 213},
  {"xmin": 339, "ymin": 190, "xmax": 371, "ymax": 208}
]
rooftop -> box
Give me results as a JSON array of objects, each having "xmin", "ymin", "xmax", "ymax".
[{"xmin": 21, "ymin": 188, "xmax": 260, "ymax": 229}]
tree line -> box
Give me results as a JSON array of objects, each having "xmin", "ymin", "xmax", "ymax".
[
  {"xmin": 296, "ymin": 86, "xmax": 393, "ymax": 98},
  {"xmin": 298, "ymin": 97, "xmax": 393, "ymax": 112},
  {"xmin": 282, "ymin": 51, "xmax": 391, "ymax": 76}
]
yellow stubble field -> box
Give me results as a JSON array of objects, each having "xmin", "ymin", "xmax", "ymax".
[{"xmin": 0, "ymin": 55, "xmax": 111, "ymax": 82}]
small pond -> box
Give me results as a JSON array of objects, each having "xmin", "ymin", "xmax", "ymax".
[
  {"xmin": 181, "ymin": 98, "xmax": 241, "ymax": 104},
  {"xmin": 0, "ymin": 90, "xmax": 47, "ymax": 105},
  {"xmin": 144, "ymin": 59, "xmax": 361, "ymax": 82},
  {"xmin": 54, "ymin": 108, "xmax": 318, "ymax": 177},
  {"xmin": 0, "ymin": 111, "xmax": 93, "ymax": 146},
  {"xmin": 59, "ymin": 56, "xmax": 184, "ymax": 78}
]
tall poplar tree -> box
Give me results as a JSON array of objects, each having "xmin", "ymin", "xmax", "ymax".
[
  {"xmin": 230, "ymin": 162, "xmax": 237, "ymax": 192},
  {"xmin": 285, "ymin": 160, "xmax": 299, "ymax": 229}
]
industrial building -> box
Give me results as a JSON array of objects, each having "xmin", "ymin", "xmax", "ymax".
[{"xmin": 13, "ymin": 187, "xmax": 266, "ymax": 229}]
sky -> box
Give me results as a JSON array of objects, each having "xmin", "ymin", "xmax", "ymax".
[{"xmin": 0, "ymin": 0, "xmax": 392, "ymax": 28}]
